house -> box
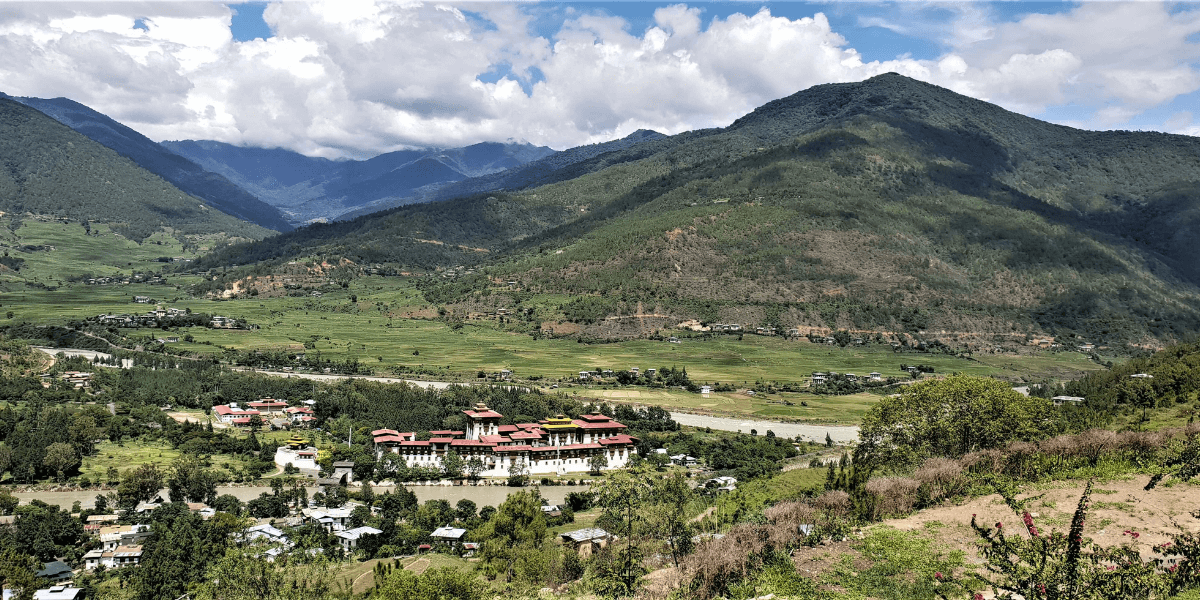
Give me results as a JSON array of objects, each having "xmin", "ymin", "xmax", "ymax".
[
  {"xmin": 787, "ymin": 328, "xmax": 800, "ymax": 337},
  {"xmin": 560, "ymin": 528, "xmax": 610, "ymax": 558},
  {"xmin": 667, "ymin": 337, "xmax": 680, "ymax": 343},
  {"xmin": 242, "ymin": 524, "xmax": 289, "ymax": 545},
  {"xmin": 164, "ymin": 336, "xmax": 179, "ymax": 343},
  {"xmin": 811, "ymin": 372, "xmax": 827, "ymax": 385},
  {"xmin": 429, "ymin": 526, "xmax": 467, "ymax": 547},
  {"xmin": 1052, "ymin": 396, "xmax": 1086, "ymax": 406},
  {"xmin": 33, "ymin": 587, "xmax": 83, "ymax": 600},
  {"xmin": 700, "ymin": 385, "xmax": 712, "ymax": 394},
  {"xmin": 302, "ymin": 507, "xmax": 355, "ymax": 532},
  {"xmin": 704, "ymin": 476, "xmax": 738, "ymax": 492},
  {"xmin": 98, "ymin": 525, "xmax": 151, "ymax": 550},
  {"xmin": 540, "ymin": 504, "xmax": 562, "ymax": 517},
  {"xmin": 670, "ymin": 454, "xmax": 697, "ymax": 467},
  {"xmin": 869, "ymin": 372, "xmax": 883, "ymax": 381},
  {"xmin": 499, "ymin": 369, "xmax": 512, "ymax": 380},
  {"xmin": 579, "ymin": 371, "xmax": 590, "ymax": 381},
  {"xmin": 248, "ymin": 400, "xmax": 288, "ymax": 414},
  {"xmin": 331, "ymin": 461, "xmax": 355, "ymax": 484},
  {"xmin": 1079, "ymin": 344, "xmax": 1096, "ymax": 352},
  {"xmin": 37, "ymin": 561, "xmax": 73, "ymax": 583},
  {"xmin": 213, "ymin": 403, "xmax": 260, "ymax": 424},
  {"xmin": 133, "ymin": 296, "xmax": 151, "ymax": 303},
  {"xmin": 645, "ymin": 368, "xmax": 656, "ymax": 377},
  {"xmin": 335, "ymin": 526, "xmax": 382, "ymax": 552},
  {"xmin": 82, "ymin": 546, "xmax": 143, "ymax": 570},
  {"xmin": 1131, "ymin": 373, "xmax": 1154, "ymax": 379}
]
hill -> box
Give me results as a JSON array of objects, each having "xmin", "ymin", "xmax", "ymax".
[
  {"xmin": 3, "ymin": 94, "xmax": 293, "ymax": 232},
  {"xmin": 162, "ymin": 139, "xmax": 556, "ymax": 223},
  {"xmin": 189, "ymin": 73, "xmax": 1200, "ymax": 346},
  {"xmin": 0, "ymin": 97, "xmax": 273, "ymax": 246}
]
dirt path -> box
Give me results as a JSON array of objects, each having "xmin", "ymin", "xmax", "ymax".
[
  {"xmin": 405, "ymin": 557, "xmax": 431, "ymax": 575},
  {"xmin": 884, "ymin": 476, "xmax": 1200, "ymax": 559}
]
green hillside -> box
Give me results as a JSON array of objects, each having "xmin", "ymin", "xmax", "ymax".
[
  {"xmin": 190, "ymin": 74, "xmax": 1200, "ymax": 345},
  {"xmin": 0, "ymin": 98, "xmax": 273, "ymax": 243}
]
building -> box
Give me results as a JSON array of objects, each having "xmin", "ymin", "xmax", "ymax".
[
  {"xmin": 34, "ymin": 587, "xmax": 83, "ymax": 600},
  {"xmin": 430, "ymin": 526, "xmax": 467, "ymax": 547},
  {"xmin": 669, "ymin": 454, "xmax": 697, "ymax": 467},
  {"xmin": 1131, "ymin": 373, "xmax": 1154, "ymax": 379},
  {"xmin": 869, "ymin": 372, "xmax": 883, "ymax": 381},
  {"xmin": 560, "ymin": 528, "xmax": 610, "ymax": 558},
  {"xmin": 331, "ymin": 461, "xmax": 355, "ymax": 484},
  {"xmin": 811, "ymin": 372, "xmax": 827, "ymax": 385},
  {"xmin": 273, "ymin": 435, "xmax": 319, "ymax": 474},
  {"xmin": 335, "ymin": 526, "xmax": 382, "ymax": 552},
  {"xmin": 704, "ymin": 476, "xmax": 738, "ymax": 492},
  {"xmin": 242, "ymin": 524, "xmax": 289, "ymax": 545},
  {"xmin": 1052, "ymin": 396, "xmax": 1086, "ymax": 406},
  {"xmin": 82, "ymin": 545, "xmax": 143, "ymax": 570},
  {"xmin": 37, "ymin": 561, "xmax": 73, "ymax": 583},
  {"xmin": 374, "ymin": 404, "xmax": 637, "ymax": 477},
  {"xmin": 302, "ymin": 507, "xmax": 355, "ymax": 532},
  {"xmin": 213, "ymin": 403, "xmax": 260, "ymax": 425},
  {"xmin": 98, "ymin": 525, "xmax": 151, "ymax": 551},
  {"xmin": 248, "ymin": 399, "xmax": 288, "ymax": 414}
]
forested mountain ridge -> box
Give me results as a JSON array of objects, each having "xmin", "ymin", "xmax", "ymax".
[
  {"xmin": 162, "ymin": 139, "xmax": 556, "ymax": 224},
  {"xmin": 0, "ymin": 98, "xmax": 273, "ymax": 242},
  {"xmin": 2, "ymin": 93, "xmax": 294, "ymax": 232},
  {"xmin": 191, "ymin": 74, "xmax": 1200, "ymax": 345}
]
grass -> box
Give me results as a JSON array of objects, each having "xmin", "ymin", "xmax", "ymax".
[{"xmin": 79, "ymin": 439, "xmax": 243, "ymax": 482}]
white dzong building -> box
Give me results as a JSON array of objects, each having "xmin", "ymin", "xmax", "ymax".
[{"xmin": 374, "ymin": 403, "xmax": 638, "ymax": 476}]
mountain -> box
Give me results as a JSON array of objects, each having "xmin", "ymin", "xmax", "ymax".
[
  {"xmin": 335, "ymin": 129, "xmax": 668, "ymax": 220},
  {"xmin": 162, "ymin": 139, "xmax": 556, "ymax": 223},
  {"xmin": 2, "ymin": 94, "xmax": 293, "ymax": 232},
  {"xmin": 0, "ymin": 97, "xmax": 273, "ymax": 243},
  {"xmin": 190, "ymin": 73, "xmax": 1200, "ymax": 345}
]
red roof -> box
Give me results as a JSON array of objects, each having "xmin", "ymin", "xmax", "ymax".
[
  {"xmin": 248, "ymin": 400, "xmax": 287, "ymax": 408},
  {"xmin": 286, "ymin": 407, "xmax": 314, "ymax": 414},
  {"xmin": 572, "ymin": 419, "xmax": 628, "ymax": 430},
  {"xmin": 463, "ymin": 409, "xmax": 503, "ymax": 419},
  {"xmin": 450, "ymin": 439, "xmax": 496, "ymax": 447},
  {"xmin": 515, "ymin": 423, "xmax": 540, "ymax": 430},
  {"xmin": 579, "ymin": 413, "xmax": 613, "ymax": 421},
  {"xmin": 214, "ymin": 405, "xmax": 259, "ymax": 416},
  {"xmin": 298, "ymin": 416, "xmax": 315, "ymax": 422},
  {"xmin": 479, "ymin": 435, "xmax": 511, "ymax": 443},
  {"xmin": 372, "ymin": 428, "xmax": 400, "ymax": 436},
  {"xmin": 492, "ymin": 444, "xmax": 536, "ymax": 452},
  {"xmin": 497, "ymin": 424, "xmax": 519, "ymax": 433},
  {"xmin": 429, "ymin": 437, "xmax": 455, "ymax": 444},
  {"xmin": 400, "ymin": 441, "xmax": 431, "ymax": 447},
  {"xmin": 230, "ymin": 417, "xmax": 253, "ymax": 424},
  {"xmin": 598, "ymin": 434, "xmax": 638, "ymax": 445},
  {"xmin": 429, "ymin": 430, "xmax": 464, "ymax": 437},
  {"xmin": 374, "ymin": 435, "xmax": 410, "ymax": 444},
  {"xmin": 509, "ymin": 431, "xmax": 543, "ymax": 440},
  {"xmin": 418, "ymin": 544, "xmax": 431, "ymax": 550},
  {"xmin": 535, "ymin": 443, "xmax": 604, "ymax": 451}
]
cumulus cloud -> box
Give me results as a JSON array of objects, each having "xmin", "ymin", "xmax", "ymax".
[{"xmin": 0, "ymin": 1, "xmax": 1197, "ymax": 157}]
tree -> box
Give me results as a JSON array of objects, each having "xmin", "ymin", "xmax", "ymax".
[
  {"xmin": 167, "ymin": 454, "xmax": 218, "ymax": 504},
  {"xmin": 41, "ymin": 443, "xmax": 78, "ymax": 482},
  {"xmin": 465, "ymin": 456, "xmax": 485, "ymax": 481},
  {"xmin": 1120, "ymin": 378, "xmax": 1157, "ymax": 423},
  {"xmin": 592, "ymin": 464, "xmax": 654, "ymax": 596},
  {"xmin": 855, "ymin": 375, "xmax": 1054, "ymax": 469},
  {"xmin": 0, "ymin": 549, "xmax": 37, "ymax": 600},
  {"xmin": 441, "ymin": 450, "xmax": 463, "ymax": 479},
  {"xmin": 117, "ymin": 464, "xmax": 163, "ymax": 509},
  {"xmin": 376, "ymin": 567, "xmax": 481, "ymax": 600},
  {"xmin": 472, "ymin": 490, "xmax": 548, "ymax": 582},
  {"xmin": 507, "ymin": 458, "xmax": 529, "ymax": 487},
  {"xmin": 455, "ymin": 499, "xmax": 476, "ymax": 523},
  {"xmin": 588, "ymin": 452, "xmax": 609, "ymax": 475},
  {"xmin": 646, "ymin": 470, "xmax": 694, "ymax": 568},
  {"xmin": 825, "ymin": 432, "xmax": 834, "ymax": 448},
  {"xmin": 192, "ymin": 547, "xmax": 337, "ymax": 600}
]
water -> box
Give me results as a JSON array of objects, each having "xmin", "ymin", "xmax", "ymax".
[
  {"xmin": 14, "ymin": 484, "xmax": 591, "ymax": 511},
  {"xmin": 669, "ymin": 412, "xmax": 859, "ymax": 443}
]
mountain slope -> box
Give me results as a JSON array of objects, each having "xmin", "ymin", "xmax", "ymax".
[
  {"xmin": 4, "ymin": 94, "xmax": 293, "ymax": 232},
  {"xmin": 0, "ymin": 98, "xmax": 272, "ymax": 243},
  {"xmin": 163, "ymin": 139, "xmax": 555, "ymax": 223},
  {"xmin": 191, "ymin": 74, "xmax": 1200, "ymax": 345}
]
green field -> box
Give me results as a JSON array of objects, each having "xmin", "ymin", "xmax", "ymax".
[{"xmin": 2, "ymin": 273, "xmax": 1112, "ymax": 425}]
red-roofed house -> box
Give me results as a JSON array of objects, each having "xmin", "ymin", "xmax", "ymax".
[
  {"xmin": 248, "ymin": 399, "xmax": 288, "ymax": 414},
  {"xmin": 213, "ymin": 403, "xmax": 260, "ymax": 424}
]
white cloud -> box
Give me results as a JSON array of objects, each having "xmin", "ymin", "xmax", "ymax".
[{"xmin": 0, "ymin": 1, "xmax": 1198, "ymax": 157}]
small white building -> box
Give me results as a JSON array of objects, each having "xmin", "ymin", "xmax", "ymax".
[
  {"xmin": 335, "ymin": 526, "xmax": 382, "ymax": 552},
  {"xmin": 430, "ymin": 526, "xmax": 467, "ymax": 546},
  {"xmin": 34, "ymin": 587, "xmax": 83, "ymax": 600},
  {"xmin": 1052, "ymin": 396, "xmax": 1086, "ymax": 406},
  {"xmin": 869, "ymin": 372, "xmax": 883, "ymax": 381}
]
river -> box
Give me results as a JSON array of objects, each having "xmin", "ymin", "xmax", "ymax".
[
  {"xmin": 669, "ymin": 412, "xmax": 859, "ymax": 443},
  {"xmin": 14, "ymin": 484, "xmax": 591, "ymax": 511}
]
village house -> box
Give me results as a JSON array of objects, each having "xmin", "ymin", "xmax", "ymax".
[
  {"xmin": 704, "ymin": 476, "xmax": 738, "ymax": 492},
  {"xmin": 335, "ymin": 526, "xmax": 382, "ymax": 552},
  {"xmin": 98, "ymin": 524, "xmax": 151, "ymax": 551},
  {"xmin": 82, "ymin": 545, "xmax": 143, "ymax": 570},
  {"xmin": 560, "ymin": 528, "xmax": 610, "ymax": 558},
  {"xmin": 248, "ymin": 399, "xmax": 288, "ymax": 415},
  {"xmin": 302, "ymin": 507, "xmax": 355, "ymax": 532},
  {"xmin": 374, "ymin": 403, "xmax": 638, "ymax": 477},
  {"xmin": 242, "ymin": 523, "xmax": 289, "ymax": 546},
  {"xmin": 213, "ymin": 403, "xmax": 260, "ymax": 426},
  {"xmin": 1052, "ymin": 396, "xmax": 1086, "ymax": 406},
  {"xmin": 37, "ymin": 561, "xmax": 73, "ymax": 583},
  {"xmin": 869, "ymin": 372, "xmax": 883, "ymax": 381},
  {"xmin": 429, "ymin": 526, "xmax": 467, "ymax": 547},
  {"xmin": 811, "ymin": 372, "xmax": 828, "ymax": 385},
  {"xmin": 34, "ymin": 586, "xmax": 83, "ymax": 600}
]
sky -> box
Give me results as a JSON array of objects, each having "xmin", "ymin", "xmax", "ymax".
[{"xmin": 3, "ymin": 1, "xmax": 1200, "ymax": 159}]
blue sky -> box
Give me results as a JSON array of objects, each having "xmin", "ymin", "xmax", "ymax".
[{"xmin": 2, "ymin": 1, "xmax": 1198, "ymax": 156}]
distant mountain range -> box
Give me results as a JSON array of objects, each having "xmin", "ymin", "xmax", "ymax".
[
  {"xmin": 193, "ymin": 73, "xmax": 1200, "ymax": 345},
  {"xmin": 163, "ymin": 139, "xmax": 558, "ymax": 223},
  {"xmin": 1, "ymin": 93, "xmax": 294, "ymax": 232},
  {"xmin": 0, "ymin": 97, "xmax": 273, "ymax": 242}
]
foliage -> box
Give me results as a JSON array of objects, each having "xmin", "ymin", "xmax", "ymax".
[
  {"xmin": 373, "ymin": 566, "xmax": 481, "ymax": 600},
  {"xmin": 856, "ymin": 375, "xmax": 1057, "ymax": 469},
  {"xmin": 471, "ymin": 490, "xmax": 548, "ymax": 582}
]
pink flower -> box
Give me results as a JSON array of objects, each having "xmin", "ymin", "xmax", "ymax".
[
  {"xmin": 1038, "ymin": 583, "xmax": 1047, "ymax": 595},
  {"xmin": 935, "ymin": 572, "xmax": 943, "ymax": 580},
  {"xmin": 996, "ymin": 522, "xmax": 1003, "ymax": 530},
  {"xmin": 974, "ymin": 594, "xmax": 984, "ymax": 600}
]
